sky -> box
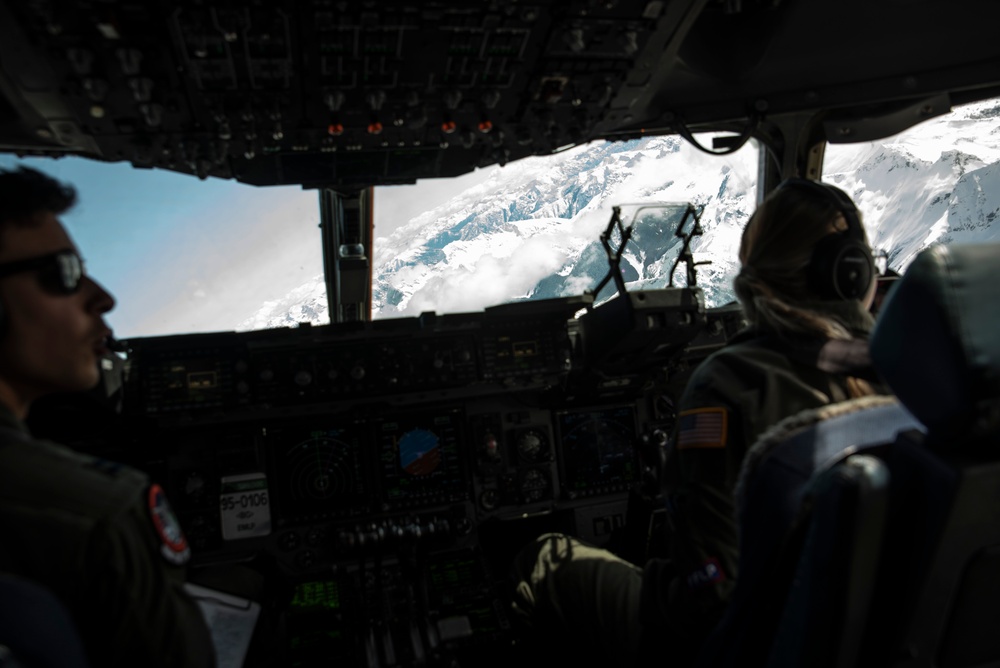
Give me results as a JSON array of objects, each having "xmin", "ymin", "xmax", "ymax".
[{"xmin": 0, "ymin": 152, "xmax": 491, "ymax": 338}]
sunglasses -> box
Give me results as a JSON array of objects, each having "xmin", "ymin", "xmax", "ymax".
[{"xmin": 0, "ymin": 249, "xmax": 86, "ymax": 295}]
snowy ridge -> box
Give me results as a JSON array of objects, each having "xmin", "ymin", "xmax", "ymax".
[{"xmin": 236, "ymin": 275, "xmax": 327, "ymax": 331}]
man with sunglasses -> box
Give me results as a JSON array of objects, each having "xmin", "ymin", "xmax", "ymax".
[{"xmin": 0, "ymin": 166, "xmax": 215, "ymax": 667}]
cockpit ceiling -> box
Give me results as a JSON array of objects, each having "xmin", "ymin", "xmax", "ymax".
[{"xmin": 1, "ymin": 0, "xmax": 999, "ymax": 188}]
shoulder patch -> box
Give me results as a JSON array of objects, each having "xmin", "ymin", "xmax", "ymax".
[
  {"xmin": 147, "ymin": 484, "xmax": 191, "ymax": 566},
  {"xmin": 677, "ymin": 407, "xmax": 728, "ymax": 450}
]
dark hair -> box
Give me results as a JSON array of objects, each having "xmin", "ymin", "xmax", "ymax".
[
  {"xmin": 733, "ymin": 182, "xmax": 870, "ymax": 339},
  {"xmin": 0, "ymin": 166, "xmax": 77, "ymax": 226}
]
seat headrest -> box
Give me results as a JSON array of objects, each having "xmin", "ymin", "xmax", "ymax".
[{"xmin": 870, "ymin": 243, "xmax": 1000, "ymax": 436}]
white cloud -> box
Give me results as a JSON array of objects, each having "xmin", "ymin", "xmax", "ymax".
[{"xmin": 400, "ymin": 232, "xmax": 573, "ymax": 314}]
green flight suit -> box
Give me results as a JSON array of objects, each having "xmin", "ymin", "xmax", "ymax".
[
  {"xmin": 639, "ymin": 300, "xmax": 886, "ymax": 662},
  {"xmin": 0, "ymin": 405, "xmax": 215, "ymax": 668}
]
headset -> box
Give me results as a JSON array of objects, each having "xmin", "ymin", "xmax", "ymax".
[{"xmin": 776, "ymin": 178, "xmax": 876, "ymax": 301}]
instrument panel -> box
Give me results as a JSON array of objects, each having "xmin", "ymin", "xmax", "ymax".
[
  {"xmin": 35, "ymin": 290, "xmax": 745, "ymax": 666},
  {"xmin": 154, "ymin": 394, "xmax": 652, "ymax": 564}
]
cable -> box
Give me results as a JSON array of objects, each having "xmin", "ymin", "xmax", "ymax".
[{"xmin": 673, "ymin": 113, "xmax": 761, "ymax": 156}]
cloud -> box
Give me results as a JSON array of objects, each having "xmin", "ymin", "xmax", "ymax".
[
  {"xmin": 401, "ymin": 233, "xmax": 570, "ymax": 314},
  {"xmin": 564, "ymin": 276, "xmax": 594, "ymax": 294}
]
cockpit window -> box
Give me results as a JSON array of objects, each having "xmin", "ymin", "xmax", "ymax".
[
  {"xmin": 822, "ymin": 97, "xmax": 1000, "ymax": 273},
  {"xmin": 0, "ymin": 154, "xmax": 323, "ymax": 338},
  {"xmin": 372, "ymin": 135, "xmax": 759, "ymax": 318}
]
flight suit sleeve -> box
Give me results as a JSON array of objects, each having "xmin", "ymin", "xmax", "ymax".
[
  {"xmin": 77, "ymin": 486, "xmax": 216, "ymax": 668},
  {"xmin": 648, "ymin": 357, "xmax": 749, "ymax": 638}
]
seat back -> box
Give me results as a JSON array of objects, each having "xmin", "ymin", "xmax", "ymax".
[
  {"xmin": 0, "ymin": 574, "xmax": 89, "ymax": 668},
  {"xmin": 767, "ymin": 453, "xmax": 889, "ymax": 668},
  {"xmin": 865, "ymin": 242, "xmax": 1000, "ymax": 667},
  {"xmin": 865, "ymin": 440, "xmax": 1000, "ymax": 668},
  {"xmin": 697, "ymin": 397, "xmax": 922, "ymax": 668}
]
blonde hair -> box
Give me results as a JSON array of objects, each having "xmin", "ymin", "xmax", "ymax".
[{"xmin": 733, "ymin": 183, "xmax": 869, "ymax": 340}]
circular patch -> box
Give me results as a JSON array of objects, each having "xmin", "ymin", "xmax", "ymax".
[{"xmin": 147, "ymin": 484, "xmax": 191, "ymax": 566}]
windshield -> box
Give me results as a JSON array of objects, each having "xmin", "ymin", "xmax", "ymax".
[
  {"xmin": 372, "ymin": 136, "xmax": 758, "ymax": 319},
  {"xmin": 5, "ymin": 96, "xmax": 997, "ymax": 339},
  {"xmin": 0, "ymin": 134, "xmax": 759, "ymax": 338}
]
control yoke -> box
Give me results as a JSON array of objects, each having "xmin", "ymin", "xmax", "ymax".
[
  {"xmin": 589, "ymin": 202, "xmax": 707, "ymax": 305},
  {"xmin": 668, "ymin": 204, "xmax": 710, "ymax": 289}
]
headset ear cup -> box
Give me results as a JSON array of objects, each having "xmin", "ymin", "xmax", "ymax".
[
  {"xmin": 777, "ymin": 178, "xmax": 875, "ymax": 301},
  {"xmin": 808, "ymin": 234, "xmax": 875, "ymax": 300}
]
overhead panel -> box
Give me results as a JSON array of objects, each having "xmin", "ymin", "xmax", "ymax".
[{"xmin": 0, "ymin": 0, "xmax": 676, "ymax": 188}]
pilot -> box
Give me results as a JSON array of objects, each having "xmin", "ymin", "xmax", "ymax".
[
  {"xmin": 510, "ymin": 178, "xmax": 888, "ymax": 666},
  {"xmin": 0, "ymin": 166, "xmax": 215, "ymax": 667}
]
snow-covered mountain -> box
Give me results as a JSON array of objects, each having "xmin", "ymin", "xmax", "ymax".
[
  {"xmin": 238, "ymin": 99, "xmax": 1000, "ymax": 330},
  {"xmin": 238, "ymin": 277, "xmax": 328, "ymax": 331}
]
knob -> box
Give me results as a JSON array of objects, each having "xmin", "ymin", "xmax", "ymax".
[
  {"xmin": 295, "ymin": 550, "xmax": 315, "ymax": 569},
  {"xmin": 279, "ymin": 532, "xmax": 300, "ymax": 551},
  {"xmin": 482, "ymin": 432, "xmax": 500, "ymax": 462},
  {"xmin": 517, "ymin": 430, "xmax": 546, "ymax": 461},
  {"xmin": 338, "ymin": 531, "xmax": 356, "ymax": 551},
  {"xmin": 480, "ymin": 489, "xmax": 499, "ymax": 510}
]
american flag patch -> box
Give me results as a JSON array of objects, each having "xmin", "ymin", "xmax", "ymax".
[{"xmin": 677, "ymin": 407, "xmax": 728, "ymax": 449}]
